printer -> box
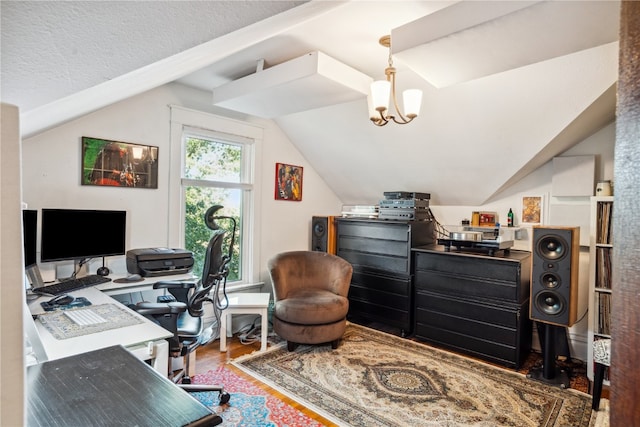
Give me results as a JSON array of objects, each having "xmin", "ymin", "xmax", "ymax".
[{"xmin": 126, "ymin": 248, "xmax": 194, "ymax": 277}]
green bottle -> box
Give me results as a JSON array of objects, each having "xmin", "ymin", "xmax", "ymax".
[{"xmin": 507, "ymin": 208, "xmax": 514, "ymax": 227}]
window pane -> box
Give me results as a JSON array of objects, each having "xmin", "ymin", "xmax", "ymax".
[
  {"xmin": 184, "ymin": 186, "xmax": 242, "ymax": 282},
  {"xmin": 184, "ymin": 137, "xmax": 242, "ymax": 182}
]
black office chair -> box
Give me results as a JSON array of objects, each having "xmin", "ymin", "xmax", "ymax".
[{"xmin": 131, "ymin": 205, "xmax": 235, "ymax": 405}]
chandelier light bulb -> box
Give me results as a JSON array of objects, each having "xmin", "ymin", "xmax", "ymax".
[
  {"xmin": 371, "ymin": 80, "xmax": 391, "ymax": 112},
  {"xmin": 402, "ymin": 89, "xmax": 422, "ymax": 119}
]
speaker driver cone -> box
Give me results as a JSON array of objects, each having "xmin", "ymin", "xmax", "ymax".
[
  {"xmin": 537, "ymin": 236, "xmax": 568, "ymax": 260},
  {"xmin": 541, "ymin": 273, "xmax": 561, "ymax": 288},
  {"xmin": 535, "ymin": 291, "xmax": 565, "ymax": 316},
  {"xmin": 313, "ymin": 222, "xmax": 325, "ymax": 236}
]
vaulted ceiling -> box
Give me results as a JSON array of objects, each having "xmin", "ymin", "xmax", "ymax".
[{"xmin": 1, "ymin": 1, "xmax": 619, "ymax": 206}]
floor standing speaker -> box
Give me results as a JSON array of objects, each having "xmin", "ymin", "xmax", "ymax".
[
  {"xmin": 530, "ymin": 226, "xmax": 580, "ymax": 327},
  {"xmin": 311, "ymin": 216, "xmax": 336, "ymax": 254}
]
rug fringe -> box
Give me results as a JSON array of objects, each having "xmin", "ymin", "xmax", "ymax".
[{"xmin": 228, "ymin": 340, "xmax": 286, "ymax": 364}]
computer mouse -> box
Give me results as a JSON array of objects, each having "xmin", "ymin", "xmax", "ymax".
[
  {"xmin": 126, "ymin": 274, "xmax": 142, "ymax": 282},
  {"xmin": 47, "ymin": 294, "xmax": 75, "ymax": 306}
]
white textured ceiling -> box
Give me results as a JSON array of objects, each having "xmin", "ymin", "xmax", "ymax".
[
  {"xmin": 1, "ymin": 1, "xmax": 620, "ymax": 206},
  {"xmin": 0, "ymin": 0, "xmax": 305, "ymax": 111}
]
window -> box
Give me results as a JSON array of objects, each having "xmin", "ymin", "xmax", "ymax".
[
  {"xmin": 169, "ymin": 106, "xmax": 262, "ymax": 285},
  {"xmin": 182, "ymin": 131, "xmax": 250, "ymax": 280}
]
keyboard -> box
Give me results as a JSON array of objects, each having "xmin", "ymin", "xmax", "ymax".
[
  {"xmin": 33, "ymin": 274, "xmax": 112, "ymax": 295},
  {"xmin": 64, "ymin": 308, "xmax": 108, "ymax": 326}
]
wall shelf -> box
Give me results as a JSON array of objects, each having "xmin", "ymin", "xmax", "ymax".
[{"xmin": 587, "ymin": 196, "xmax": 614, "ymax": 385}]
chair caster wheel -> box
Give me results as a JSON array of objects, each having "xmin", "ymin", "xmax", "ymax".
[{"xmin": 219, "ymin": 391, "xmax": 231, "ymax": 404}]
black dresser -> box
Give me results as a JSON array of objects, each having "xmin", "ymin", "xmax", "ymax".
[
  {"xmin": 336, "ymin": 218, "xmax": 434, "ymax": 336},
  {"xmin": 412, "ymin": 245, "xmax": 532, "ymax": 368}
]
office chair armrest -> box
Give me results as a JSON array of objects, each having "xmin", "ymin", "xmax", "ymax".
[
  {"xmin": 130, "ymin": 302, "xmax": 187, "ymax": 357},
  {"xmin": 132, "ymin": 301, "xmax": 187, "ymax": 316},
  {"xmin": 153, "ymin": 281, "xmax": 196, "ymax": 290},
  {"xmin": 154, "ymin": 281, "xmax": 196, "ymax": 304}
]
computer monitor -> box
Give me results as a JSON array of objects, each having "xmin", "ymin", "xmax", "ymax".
[
  {"xmin": 40, "ymin": 209, "xmax": 127, "ymax": 263},
  {"xmin": 22, "ymin": 209, "xmax": 44, "ymax": 289},
  {"xmin": 22, "ymin": 209, "xmax": 37, "ymax": 267}
]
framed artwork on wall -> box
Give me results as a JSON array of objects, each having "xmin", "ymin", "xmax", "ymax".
[
  {"xmin": 274, "ymin": 163, "xmax": 303, "ymax": 201},
  {"xmin": 521, "ymin": 195, "xmax": 544, "ymax": 224},
  {"xmin": 81, "ymin": 137, "xmax": 158, "ymax": 188}
]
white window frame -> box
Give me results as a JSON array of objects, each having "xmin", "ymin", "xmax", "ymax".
[{"xmin": 169, "ymin": 106, "xmax": 263, "ymax": 285}]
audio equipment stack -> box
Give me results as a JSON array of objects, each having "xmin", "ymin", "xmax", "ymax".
[{"xmin": 378, "ymin": 191, "xmax": 431, "ymax": 221}]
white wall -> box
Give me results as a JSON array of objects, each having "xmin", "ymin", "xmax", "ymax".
[{"xmin": 21, "ymin": 83, "xmax": 343, "ymax": 284}]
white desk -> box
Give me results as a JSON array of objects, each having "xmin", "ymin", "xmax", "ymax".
[
  {"xmin": 27, "ymin": 287, "xmax": 172, "ymax": 372},
  {"xmin": 220, "ymin": 292, "xmax": 270, "ymax": 352},
  {"xmin": 95, "ymin": 273, "xmax": 196, "ymax": 296}
]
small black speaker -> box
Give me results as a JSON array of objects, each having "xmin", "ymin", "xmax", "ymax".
[
  {"xmin": 311, "ymin": 216, "xmax": 336, "ymax": 254},
  {"xmin": 530, "ymin": 226, "xmax": 580, "ymax": 326}
]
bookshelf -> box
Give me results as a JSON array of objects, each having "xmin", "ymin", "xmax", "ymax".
[{"xmin": 587, "ymin": 196, "xmax": 613, "ymax": 384}]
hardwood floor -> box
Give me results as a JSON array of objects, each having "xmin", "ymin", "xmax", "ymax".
[
  {"xmin": 194, "ymin": 334, "xmax": 261, "ymax": 368},
  {"xmin": 193, "ymin": 335, "xmax": 336, "ymax": 425}
]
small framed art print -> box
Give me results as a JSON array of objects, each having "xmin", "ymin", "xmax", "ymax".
[
  {"xmin": 275, "ymin": 163, "xmax": 303, "ymax": 201},
  {"xmin": 521, "ymin": 195, "xmax": 544, "ymax": 224}
]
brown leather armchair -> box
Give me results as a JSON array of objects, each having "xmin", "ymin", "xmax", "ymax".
[{"xmin": 268, "ymin": 251, "xmax": 353, "ymax": 351}]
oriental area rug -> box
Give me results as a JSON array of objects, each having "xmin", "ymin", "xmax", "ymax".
[
  {"xmin": 231, "ymin": 323, "xmax": 598, "ymax": 427},
  {"xmin": 191, "ymin": 366, "xmax": 323, "ymax": 426}
]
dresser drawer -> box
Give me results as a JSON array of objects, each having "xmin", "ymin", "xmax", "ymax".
[
  {"xmin": 338, "ymin": 221, "xmax": 408, "ymax": 242},
  {"xmin": 349, "ymin": 271, "xmax": 411, "ymax": 309},
  {"xmin": 415, "ymin": 290, "xmax": 520, "ymax": 330},
  {"xmin": 415, "ymin": 251, "xmax": 521, "ymax": 282},
  {"xmin": 349, "ymin": 299, "xmax": 410, "ymax": 327},
  {"xmin": 339, "ymin": 249, "xmax": 409, "ymax": 275},
  {"xmin": 351, "ymin": 270, "xmax": 411, "ymax": 297},
  {"xmin": 414, "ymin": 324, "xmax": 520, "ymax": 368},
  {"xmin": 416, "ymin": 269, "xmax": 523, "ymax": 302}
]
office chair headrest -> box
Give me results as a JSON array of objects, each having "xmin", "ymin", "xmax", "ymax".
[{"xmin": 205, "ymin": 205, "xmax": 224, "ymax": 230}]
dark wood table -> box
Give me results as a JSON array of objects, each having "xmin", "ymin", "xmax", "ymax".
[{"xmin": 27, "ymin": 345, "xmax": 222, "ymax": 427}]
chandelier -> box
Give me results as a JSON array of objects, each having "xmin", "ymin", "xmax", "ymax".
[{"xmin": 368, "ymin": 35, "xmax": 422, "ymax": 126}]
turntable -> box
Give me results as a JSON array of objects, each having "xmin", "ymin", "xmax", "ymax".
[{"xmin": 438, "ymin": 227, "xmax": 514, "ymax": 256}]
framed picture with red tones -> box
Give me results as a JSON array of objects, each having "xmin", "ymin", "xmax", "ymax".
[
  {"xmin": 274, "ymin": 163, "xmax": 303, "ymax": 201},
  {"xmin": 82, "ymin": 136, "xmax": 158, "ymax": 188}
]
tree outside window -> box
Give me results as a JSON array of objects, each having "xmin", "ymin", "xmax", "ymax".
[{"xmin": 183, "ymin": 135, "xmax": 246, "ymax": 281}]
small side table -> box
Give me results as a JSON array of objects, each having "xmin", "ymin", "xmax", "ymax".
[{"xmin": 220, "ymin": 292, "xmax": 270, "ymax": 352}]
